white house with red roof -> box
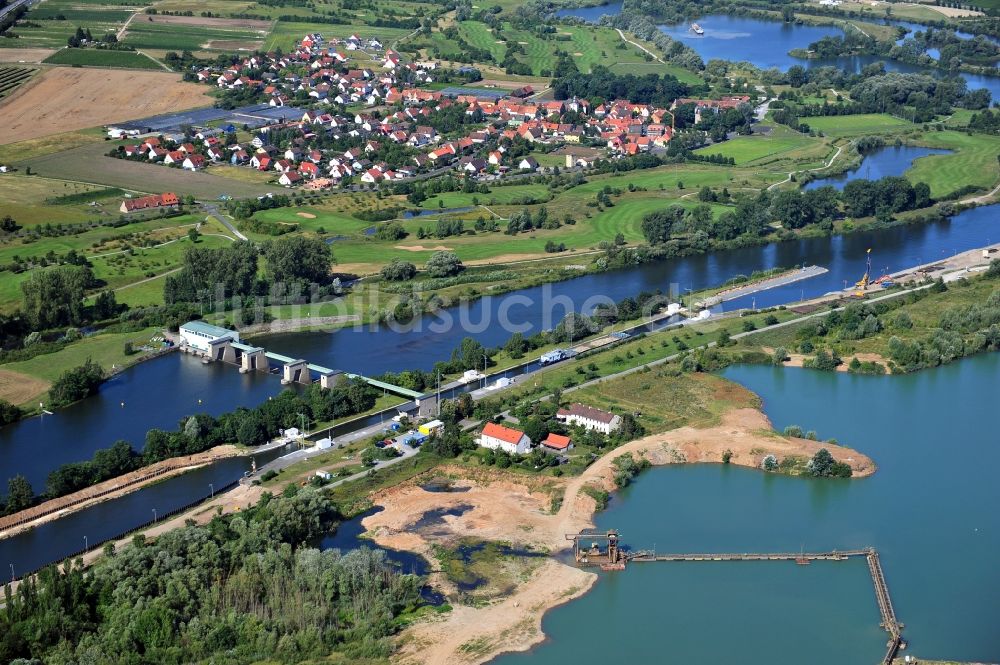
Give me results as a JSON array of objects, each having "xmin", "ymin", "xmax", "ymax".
[{"xmin": 479, "ymin": 422, "xmax": 531, "ymax": 455}]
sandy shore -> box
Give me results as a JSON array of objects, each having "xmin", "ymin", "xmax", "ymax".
[
  {"xmin": 761, "ymin": 347, "xmax": 890, "ymax": 373},
  {"xmin": 362, "ymin": 407, "xmax": 874, "ymax": 665}
]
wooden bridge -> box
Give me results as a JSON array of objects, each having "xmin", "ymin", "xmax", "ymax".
[{"xmin": 568, "ymin": 535, "xmax": 907, "ymax": 663}]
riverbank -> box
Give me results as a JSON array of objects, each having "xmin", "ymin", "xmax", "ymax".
[
  {"xmin": 0, "ymin": 444, "xmax": 241, "ymax": 540},
  {"xmin": 362, "ymin": 403, "xmax": 873, "ymax": 664}
]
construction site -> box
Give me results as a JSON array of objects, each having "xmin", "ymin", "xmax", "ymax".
[{"xmin": 566, "ymin": 530, "xmax": 906, "ymax": 665}]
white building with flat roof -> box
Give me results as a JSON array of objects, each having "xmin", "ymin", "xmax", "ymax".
[{"xmin": 179, "ymin": 321, "xmax": 241, "ymax": 352}]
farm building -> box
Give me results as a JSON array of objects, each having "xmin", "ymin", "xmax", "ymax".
[
  {"xmin": 479, "ymin": 422, "xmax": 531, "ymax": 455},
  {"xmin": 556, "ymin": 403, "xmax": 622, "ymax": 434},
  {"xmin": 178, "ymin": 320, "xmax": 240, "ymax": 353},
  {"xmin": 120, "ymin": 192, "xmax": 180, "ymax": 214}
]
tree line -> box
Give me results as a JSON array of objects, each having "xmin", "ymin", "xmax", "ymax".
[
  {"xmin": 0, "ymin": 380, "xmax": 378, "ymax": 514},
  {"xmin": 163, "ymin": 236, "xmax": 333, "ymax": 306}
]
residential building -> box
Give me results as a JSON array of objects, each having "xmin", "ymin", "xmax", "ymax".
[
  {"xmin": 556, "ymin": 403, "xmax": 622, "ymax": 434},
  {"xmin": 479, "ymin": 422, "xmax": 531, "ymax": 455}
]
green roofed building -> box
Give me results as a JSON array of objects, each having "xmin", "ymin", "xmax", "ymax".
[{"xmin": 178, "ymin": 321, "xmax": 241, "ymax": 352}]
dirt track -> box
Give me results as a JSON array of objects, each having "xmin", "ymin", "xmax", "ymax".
[{"xmin": 0, "ymin": 67, "xmax": 212, "ymax": 144}]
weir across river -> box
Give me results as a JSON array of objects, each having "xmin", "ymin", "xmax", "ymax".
[{"xmin": 566, "ymin": 531, "xmax": 906, "ymax": 663}]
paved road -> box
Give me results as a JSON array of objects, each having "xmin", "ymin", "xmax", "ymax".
[
  {"xmin": 0, "ymin": 0, "xmax": 34, "ymax": 21},
  {"xmin": 203, "ymin": 204, "xmax": 248, "ymax": 241}
]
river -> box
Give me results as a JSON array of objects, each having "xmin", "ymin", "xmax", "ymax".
[
  {"xmin": 557, "ymin": 5, "xmax": 1000, "ymax": 100},
  {"xmin": 2, "ymin": 202, "xmax": 999, "ymax": 494},
  {"xmin": 492, "ymin": 353, "xmax": 1000, "ymax": 664},
  {"xmin": 3, "ymin": 201, "xmax": 998, "ymax": 580}
]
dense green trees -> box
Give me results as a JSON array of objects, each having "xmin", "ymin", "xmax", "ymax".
[
  {"xmin": 20, "ymin": 264, "xmax": 95, "ymax": 330},
  {"xmin": 164, "ymin": 241, "xmax": 258, "ymax": 303},
  {"xmin": 4, "ymin": 475, "xmax": 34, "ymax": 514},
  {"xmin": 425, "ymin": 251, "xmax": 464, "ymax": 277},
  {"xmin": 0, "ymin": 488, "xmax": 424, "ymax": 663},
  {"xmin": 380, "ymin": 258, "xmax": 417, "ymax": 281},
  {"xmin": 552, "ymin": 65, "xmax": 691, "ymax": 105},
  {"xmin": 48, "ymin": 358, "xmax": 105, "ymax": 408},
  {"xmin": 165, "ymin": 236, "xmax": 334, "ymax": 304},
  {"xmin": 44, "ymin": 440, "xmax": 139, "ymax": 498},
  {"xmin": 0, "ymin": 398, "xmax": 21, "ymax": 426},
  {"xmin": 262, "ymin": 236, "xmax": 332, "ymax": 286},
  {"xmin": 841, "ymin": 176, "xmax": 931, "ymax": 217},
  {"xmin": 808, "ymin": 448, "xmax": 853, "ymax": 478}
]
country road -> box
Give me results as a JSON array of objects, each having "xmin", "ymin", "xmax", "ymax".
[{"xmin": 203, "ymin": 204, "xmax": 248, "ymax": 241}]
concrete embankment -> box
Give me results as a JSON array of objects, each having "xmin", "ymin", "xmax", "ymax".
[
  {"xmin": 697, "ymin": 266, "xmax": 829, "ymax": 308},
  {"xmin": 0, "ymin": 445, "xmax": 242, "ymax": 541}
]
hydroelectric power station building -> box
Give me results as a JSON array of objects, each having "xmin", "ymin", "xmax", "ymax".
[{"xmin": 178, "ymin": 321, "xmax": 241, "ymax": 353}]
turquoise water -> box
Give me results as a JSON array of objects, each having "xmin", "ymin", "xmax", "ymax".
[{"xmin": 493, "ymin": 354, "xmax": 1000, "ymax": 663}]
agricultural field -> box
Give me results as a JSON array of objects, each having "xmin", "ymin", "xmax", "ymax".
[
  {"xmin": 42, "ymin": 48, "xmax": 163, "ymax": 69},
  {"xmin": 803, "ymin": 114, "xmax": 916, "ymax": 138},
  {"xmin": 0, "ymin": 173, "xmax": 130, "ymax": 226},
  {"xmin": 0, "ymin": 68, "xmax": 211, "ymax": 144},
  {"xmin": 264, "ymin": 18, "xmax": 412, "ymax": 51},
  {"xmin": 0, "ymin": 65, "xmax": 35, "ymax": 100},
  {"xmin": 0, "ymin": 129, "xmax": 105, "ymax": 164},
  {"xmin": 3, "ymin": 0, "xmax": 146, "ymax": 49},
  {"xmin": 122, "ymin": 15, "xmax": 269, "ymax": 51},
  {"xmin": 22, "ymin": 142, "xmax": 275, "ymax": 199}
]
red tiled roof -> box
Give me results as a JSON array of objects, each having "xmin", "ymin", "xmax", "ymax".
[
  {"xmin": 542, "ymin": 433, "xmax": 571, "ymax": 450},
  {"xmin": 482, "ymin": 422, "xmax": 525, "ymax": 445}
]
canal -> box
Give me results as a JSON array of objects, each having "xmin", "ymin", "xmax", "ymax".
[
  {"xmin": 1, "ymin": 203, "xmax": 998, "ymax": 509},
  {"xmin": 491, "ymin": 353, "xmax": 1000, "ymax": 664}
]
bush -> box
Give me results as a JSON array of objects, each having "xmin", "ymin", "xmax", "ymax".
[
  {"xmin": 380, "ymin": 258, "xmax": 417, "ymax": 281},
  {"xmin": 425, "ymin": 251, "xmax": 464, "ymax": 277},
  {"xmin": 48, "ymin": 358, "xmax": 105, "ymax": 407}
]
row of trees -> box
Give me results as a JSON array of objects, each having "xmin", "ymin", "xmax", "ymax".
[
  {"xmin": 640, "ymin": 175, "xmax": 933, "ymax": 247},
  {"xmin": 163, "ymin": 236, "xmax": 333, "ymax": 305},
  {"xmin": 551, "ymin": 65, "xmax": 692, "ymax": 106},
  {"xmin": 4, "ymin": 380, "xmax": 378, "ymax": 510}
]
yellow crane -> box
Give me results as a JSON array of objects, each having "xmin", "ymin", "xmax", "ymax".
[{"xmin": 854, "ymin": 248, "xmax": 872, "ymax": 297}]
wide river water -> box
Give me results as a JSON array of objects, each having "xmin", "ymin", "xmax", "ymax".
[
  {"xmin": 492, "ymin": 353, "xmax": 1000, "ymax": 664},
  {"xmin": 2, "ymin": 30, "xmax": 999, "ymax": 575},
  {"xmin": 4, "ymin": 204, "xmax": 999, "ymax": 491},
  {"xmin": 558, "ymin": 5, "xmax": 1000, "ymax": 100}
]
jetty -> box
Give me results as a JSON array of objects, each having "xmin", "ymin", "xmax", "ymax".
[
  {"xmin": 565, "ymin": 532, "xmax": 906, "ymax": 663},
  {"xmin": 696, "ymin": 265, "xmax": 828, "ymax": 308}
]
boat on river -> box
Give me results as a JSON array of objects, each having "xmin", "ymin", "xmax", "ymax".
[{"xmin": 691, "ymin": 23, "xmax": 704, "ymax": 35}]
